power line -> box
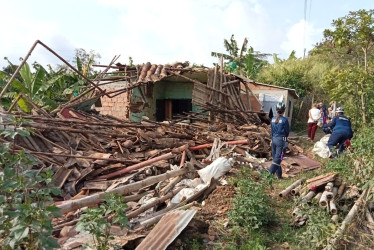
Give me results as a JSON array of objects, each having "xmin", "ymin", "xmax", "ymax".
[{"xmin": 303, "ymin": 0, "xmax": 307, "ymax": 59}]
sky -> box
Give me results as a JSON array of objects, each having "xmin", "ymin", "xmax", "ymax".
[{"xmin": 1, "ymin": 0, "xmax": 374, "ymax": 69}]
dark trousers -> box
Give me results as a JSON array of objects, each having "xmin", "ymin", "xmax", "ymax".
[
  {"xmin": 269, "ymin": 137, "xmax": 285, "ymax": 178},
  {"xmin": 308, "ymin": 122, "xmax": 318, "ymax": 140},
  {"xmin": 328, "ymin": 132, "xmax": 352, "ymax": 154}
]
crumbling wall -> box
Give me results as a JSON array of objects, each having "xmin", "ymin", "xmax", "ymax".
[{"xmin": 95, "ymin": 82, "xmax": 130, "ymax": 120}]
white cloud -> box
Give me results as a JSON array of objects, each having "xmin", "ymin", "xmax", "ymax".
[
  {"xmin": 3, "ymin": 0, "xmax": 371, "ymax": 70},
  {"xmin": 280, "ymin": 19, "xmax": 323, "ymax": 58},
  {"xmin": 0, "ymin": 2, "xmax": 75, "ymax": 68},
  {"xmin": 96, "ymin": 0, "xmax": 278, "ymax": 67}
]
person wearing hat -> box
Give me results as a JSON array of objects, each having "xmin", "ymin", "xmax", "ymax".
[
  {"xmin": 322, "ymin": 107, "xmax": 353, "ymax": 157},
  {"xmin": 269, "ymin": 102, "xmax": 289, "ymax": 179}
]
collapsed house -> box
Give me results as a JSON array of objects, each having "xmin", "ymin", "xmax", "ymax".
[
  {"xmin": 93, "ymin": 62, "xmax": 298, "ymax": 125},
  {"xmin": 0, "ymin": 41, "xmax": 309, "ymax": 249}
]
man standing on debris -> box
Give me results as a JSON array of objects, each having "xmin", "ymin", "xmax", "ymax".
[
  {"xmin": 269, "ymin": 102, "xmax": 289, "ymax": 179},
  {"xmin": 323, "ymin": 107, "xmax": 353, "ymax": 157}
]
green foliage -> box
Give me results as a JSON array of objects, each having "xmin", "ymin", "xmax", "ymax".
[
  {"xmin": 325, "ymin": 126, "xmax": 374, "ymax": 190},
  {"xmin": 257, "ymin": 55, "xmax": 331, "ymax": 99},
  {"xmin": 229, "ymin": 167, "xmax": 277, "ymax": 230},
  {"xmin": 296, "ymin": 203, "xmax": 336, "ymax": 249},
  {"xmin": 211, "ymin": 34, "xmax": 269, "ymax": 78},
  {"xmin": 322, "ymin": 67, "xmax": 374, "ymax": 127},
  {"xmin": 0, "ymin": 125, "xmax": 61, "ymax": 249},
  {"xmin": 322, "ymin": 9, "xmax": 374, "ymax": 69},
  {"xmin": 184, "ymin": 238, "xmax": 203, "ymax": 250},
  {"xmin": 0, "ymin": 48, "xmax": 102, "ymax": 112},
  {"xmin": 312, "ymin": 9, "xmax": 374, "ymax": 125},
  {"xmin": 76, "ymin": 193, "xmax": 128, "ymax": 250}
]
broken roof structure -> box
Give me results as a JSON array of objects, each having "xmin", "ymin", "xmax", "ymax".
[
  {"xmin": 93, "ymin": 61, "xmax": 266, "ymax": 125},
  {"xmin": 0, "ymin": 41, "xmax": 305, "ymax": 249},
  {"xmin": 93, "ymin": 61, "xmax": 298, "ymax": 127}
]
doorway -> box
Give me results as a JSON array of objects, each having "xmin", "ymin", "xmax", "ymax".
[{"xmin": 156, "ymin": 99, "xmax": 192, "ymax": 121}]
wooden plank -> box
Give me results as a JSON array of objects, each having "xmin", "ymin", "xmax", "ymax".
[
  {"xmin": 84, "ymin": 180, "xmax": 112, "ymax": 190},
  {"xmin": 51, "ymin": 167, "xmax": 73, "ymax": 188}
]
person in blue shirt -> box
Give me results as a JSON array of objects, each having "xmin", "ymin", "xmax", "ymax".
[
  {"xmin": 322, "ymin": 107, "xmax": 353, "ymax": 157},
  {"xmin": 269, "ymin": 102, "xmax": 289, "ymax": 179}
]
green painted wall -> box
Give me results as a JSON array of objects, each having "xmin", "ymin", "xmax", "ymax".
[{"xmin": 130, "ymin": 81, "xmax": 201, "ymax": 121}]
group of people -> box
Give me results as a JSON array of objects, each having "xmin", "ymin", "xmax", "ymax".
[
  {"xmin": 269, "ymin": 102, "xmax": 353, "ymax": 179},
  {"xmin": 308, "ymin": 102, "xmax": 353, "ymax": 156}
]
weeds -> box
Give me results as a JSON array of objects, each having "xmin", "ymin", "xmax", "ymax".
[
  {"xmin": 229, "ymin": 167, "xmax": 277, "ymax": 230},
  {"xmin": 76, "ymin": 193, "xmax": 128, "ymax": 250},
  {"xmin": 296, "ymin": 203, "xmax": 336, "ymax": 249}
]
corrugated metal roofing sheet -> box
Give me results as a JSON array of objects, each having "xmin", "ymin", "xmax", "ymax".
[{"xmin": 135, "ymin": 209, "xmax": 197, "ymax": 250}]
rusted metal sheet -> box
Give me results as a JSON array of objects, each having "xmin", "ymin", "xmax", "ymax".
[
  {"xmin": 136, "ymin": 209, "xmax": 197, "ymax": 250},
  {"xmin": 263, "ymin": 155, "xmax": 320, "ymax": 177}
]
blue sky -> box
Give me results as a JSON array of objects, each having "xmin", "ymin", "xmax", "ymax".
[{"xmin": 1, "ymin": 0, "xmax": 373, "ymax": 69}]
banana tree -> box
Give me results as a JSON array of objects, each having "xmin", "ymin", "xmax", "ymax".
[
  {"xmin": 2, "ymin": 62, "xmax": 57, "ymax": 111},
  {"xmin": 212, "ymin": 34, "xmax": 268, "ymax": 78}
]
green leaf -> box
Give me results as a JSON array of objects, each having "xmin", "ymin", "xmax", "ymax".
[
  {"xmin": 19, "ymin": 63, "xmax": 33, "ymax": 93},
  {"xmin": 0, "ymin": 195, "xmax": 6, "ymax": 203},
  {"xmin": 76, "ymin": 56, "xmax": 83, "ymax": 73},
  {"xmin": 31, "ymin": 66, "xmax": 46, "ymax": 95},
  {"xmin": 16, "ymin": 128, "xmax": 30, "ymax": 137},
  {"xmin": 46, "ymin": 205, "xmax": 62, "ymax": 217},
  {"xmin": 17, "ymin": 95, "xmax": 32, "ymax": 112},
  {"xmin": 11, "ymin": 79, "xmax": 29, "ymax": 93},
  {"xmin": 1, "ymin": 130, "xmax": 17, "ymax": 139}
]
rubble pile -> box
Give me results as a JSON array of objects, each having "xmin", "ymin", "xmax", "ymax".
[{"xmin": 0, "ymin": 106, "xmax": 278, "ymax": 248}]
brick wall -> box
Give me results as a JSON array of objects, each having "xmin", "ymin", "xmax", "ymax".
[{"xmin": 95, "ymin": 82, "xmax": 131, "ymax": 120}]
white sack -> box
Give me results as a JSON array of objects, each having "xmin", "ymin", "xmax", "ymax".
[
  {"xmin": 312, "ymin": 134, "xmax": 331, "ymax": 158},
  {"xmin": 197, "ymin": 157, "xmax": 234, "ymax": 184}
]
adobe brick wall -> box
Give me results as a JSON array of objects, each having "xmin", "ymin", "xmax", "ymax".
[{"xmin": 95, "ymin": 82, "xmax": 130, "ymax": 120}]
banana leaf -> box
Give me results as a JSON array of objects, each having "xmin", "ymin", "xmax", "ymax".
[
  {"xmin": 19, "ymin": 63, "xmax": 33, "ymax": 93},
  {"xmin": 31, "ymin": 66, "xmax": 46, "ymax": 96}
]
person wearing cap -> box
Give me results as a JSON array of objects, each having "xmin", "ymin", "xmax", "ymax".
[
  {"xmin": 323, "ymin": 107, "xmax": 353, "ymax": 157},
  {"xmin": 269, "ymin": 102, "xmax": 289, "ymax": 179}
]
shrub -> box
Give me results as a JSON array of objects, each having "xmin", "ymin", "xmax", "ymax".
[
  {"xmin": 76, "ymin": 193, "xmax": 128, "ymax": 250},
  {"xmin": 229, "ymin": 168, "xmax": 277, "ymax": 230},
  {"xmin": 0, "ymin": 143, "xmax": 61, "ymax": 249},
  {"xmin": 325, "ymin": 125, "xmax": 374, "ymax": 189}
]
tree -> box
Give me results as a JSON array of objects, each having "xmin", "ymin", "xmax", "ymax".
[
  {"xmin": 1, "ymin": 62, "xmax": 58, "ymax": 111},
  {"xmin": 0, "ymin": 48, "xmax": 103, "ymax": 112},
  {"xmin": 323, "ymin": 67, "xmax": 374, "ymax": 127},
  {"xmin": 211, "ymin": 35, "xmax": 268, "ymax": 78},
  {"xmin": 312, "ymin": 9, "xmax": 374, "ymax": 124}
]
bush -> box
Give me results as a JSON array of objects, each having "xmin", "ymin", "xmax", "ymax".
[
  {"xmin": 296, "ymin": 204, "xmax": 336, "ymax": 249},
  {"xmin": 229, "ymin": 168, "xmax": 277, "ymax": 230},
  {"xmin": 0, "ymin": 144, "xmax": 61, "ymax": 249},
  {"xmin": 324, "ymin": 125, "xmax": 374, "ymax": 189}
]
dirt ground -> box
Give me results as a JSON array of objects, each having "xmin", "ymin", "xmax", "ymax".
[{"xmin": 166, "ymin": 184, "xmax": 237, "ymax": 249}]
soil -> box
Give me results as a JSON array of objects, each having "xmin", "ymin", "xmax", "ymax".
[{"xmin": 167, "ymin": 184, "xmax": 237, "ymax": 249}]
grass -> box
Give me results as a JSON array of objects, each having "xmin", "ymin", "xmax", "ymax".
[{"xmin": 216, "ymin": 146, "xmax": 335, "ymax": 250}]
